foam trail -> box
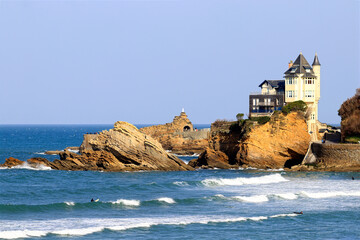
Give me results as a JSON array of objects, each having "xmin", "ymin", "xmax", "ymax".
[
  {"xmin": 111, "ymin": 199, "xmax": 140, "ymax": 206},
  {"xmin": 300, "ymin": 191, "xmax": 360, "ymax": 199},
  {"xmin": 64, "ymin": 201, "xmax": 75, "ymax": 206},
  {"xmin": 202, "ymin": 173, "xmax": 288, "ymax": 186},
  {"xmin": 11, "ymin": 162, "xmax": 52, "ymax": 171},
  {"xmin": 0, "ymin": 230, "xmax": 47, "ymax": 239},
  {"xmin": 273, "ymin": 193, "xmax": 298, "ymax": 200},
  {"xmin": 157, "ymin": 197, "xmax": 176, "ymax": 204},
  {"xmin": 173, "ymin": 181, "xmax": 189, "ymax": 186},
  {"xmin": 233, "ymin": 195, "xmax": 269, "ymax": 203},
  {"xmin": 0, "ymin": 214, "xmax": 299, "ymax": 239}
]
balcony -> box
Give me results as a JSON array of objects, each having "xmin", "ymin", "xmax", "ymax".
[{"xmin": 250, "ymin": 92, "xmax": 284, "ymax": 96}]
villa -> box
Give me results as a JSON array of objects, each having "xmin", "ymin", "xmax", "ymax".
[{"xmin": 249, "ymin": 52, "xmax": 321, "ymax": 138}]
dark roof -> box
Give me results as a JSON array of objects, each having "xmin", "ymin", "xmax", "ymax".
[
  {"xmin": 284, "ymin": 53, "xmax": 315, "ymax": 76},
  {"xmin": 312, "ymin": 53, "xmax": 321, "ymax": 66},
  {"xmin": 259, "ymin": 80, "xmax": 285, "ymax": 90}
]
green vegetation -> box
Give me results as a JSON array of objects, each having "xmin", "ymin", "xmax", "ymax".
[
  {"xmin": 236, "ymin": 113, "xmax": 244, "ymax": 121},
  {"xmin": 249, "ymin": 116, "xmax": 270, "ymax": 125},
  {"xmin": 281, "ymin": 100, "xmax": 307, "ymax": 115},
  {"xmin": 344, "ymin": 135, "xmax": 360, "ymax": 144}
]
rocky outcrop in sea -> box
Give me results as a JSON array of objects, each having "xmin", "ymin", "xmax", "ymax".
[{"xmin": 1, "ymin": 121, "xmax": 193, "ymax": 172}]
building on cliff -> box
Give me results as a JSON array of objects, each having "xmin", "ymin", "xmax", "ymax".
[
  {"xmin": 249, "ymin": 52, "xmax": 321, "ymax": 137},
  {"xmin": 249, "ymin": 80, "xmax": 285, "ymax": 117}
]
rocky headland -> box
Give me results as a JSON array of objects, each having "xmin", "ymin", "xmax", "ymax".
[
  {"xmin": 189, "ymin": 111, "xmax": 311, "ymax": 169},
  {"xmin": 1, "ymin": 121, "xmax": 192, "ymax": 172}
]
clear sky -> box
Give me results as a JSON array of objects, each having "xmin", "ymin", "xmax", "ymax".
[{"xmin": 0, "ymin": 0, "xmax": 359, "ymax": 124}]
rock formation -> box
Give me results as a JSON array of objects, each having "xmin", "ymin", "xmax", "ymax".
[
  {"xmin": 338, "ymin": 89, "xmax": 360, "ymax": 142},
  {"xmin": 190, "ymin": 112, "xmax": 311, "ymax": 169},
  {"xmin": 139, "ymin": 111, "xmax": 209, "ymax": 155},
  {"xmin": 2, "ymin": 122, "xmax": 193, "ymax": 172},
  {"xmin": 238, "ymin": 112, "xmax": 310, "ymax": 169}
]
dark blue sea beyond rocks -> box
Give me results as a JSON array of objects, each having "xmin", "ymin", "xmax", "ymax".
[{"xmin": 1, "ymin": 125, "xmax": 360, "ymax": 239}]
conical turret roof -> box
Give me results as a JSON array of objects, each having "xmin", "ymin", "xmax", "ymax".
[
  {"xmin": 284, "ymin": 52, "xmax": 315, "ymax": 77},
  {"xmin": 312, "ymin": 53, "xmax": 321, "ymax": 66}
]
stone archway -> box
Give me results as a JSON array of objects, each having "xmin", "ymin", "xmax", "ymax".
[{"xmin": 183, "ymin": 126, "xmax": 191, "ymax": 132}]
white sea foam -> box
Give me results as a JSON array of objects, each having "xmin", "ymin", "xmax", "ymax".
[
  {"xmin": 11, "ymin": 162, "xmax": 52, "ymax": 171},
  {"xmin": 273, "ymin": 193, "xmax": 298, "ymax": 200},
  {"xmin": 0, "ymin": 214, "xmax": 299, "ymax": 239},
  {"xmin": 201, "ymin": 173, "xmax": 288, "ymax": 187},
  {"xmin": 64, "ymin": 201, "xmax": 75, "ymax": 206},
  {"xmin": 34, "ymin": 152, "xmax": 47, "ymax": 155},
  {"xmin": 67, "ymin": 149, "xmax": 80, "ymax": 154},
  {"xmin": 173, "ymin": 181, "xmax": 189, "ymax": 186},
  {"xmin": 111, "ymin": 199, "xmax": 141, "ymax": 206},
  {"xmin": 233, "ymin": 195, "xmax": 269, "ymax": 203},
  {"xmin": 300, "ymin": 191, "xmax": 360, "ymax": 199},
  {"xmin": 156, "ymin": 197, "xmax": 176, "ymax": 204},
  {"xmin": 0, "ymin": 230, "xmax": 47, "ymax": 239}
]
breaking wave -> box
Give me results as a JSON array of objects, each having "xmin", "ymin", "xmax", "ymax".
[
  {"xmin": 0, "ymin": 213, "xmax": 298, "ymax": 239},
  {"xmin": 110, "ymin": 199, "xmax": 141, "ymax": 206},
  {"xmin": 201, "ymin": 173, "xmax": 288, "ymax": 186},
  {"xmin": 300, "ymin": 191, "xmax": 360, "ymax": 199},
  {"xmin": 156, "ymin": 197, "xmax": 176, "ymax": 204},
  {"xmin": 10, "ymin": 162, "xmax": 52, "ymax": 171}
]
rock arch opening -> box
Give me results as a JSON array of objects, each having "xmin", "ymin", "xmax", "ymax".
[{"xmin": 183, "ymin": 126, "xmax": 191, "ymax": 132}]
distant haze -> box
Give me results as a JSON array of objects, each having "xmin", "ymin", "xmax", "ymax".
[{"xmin": 0, "ymin": 0, "xmax": 359, "ymax": 124}]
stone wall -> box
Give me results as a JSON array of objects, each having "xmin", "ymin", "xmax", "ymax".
[
  {"xmin": 312, "ymin": 143, "xmax": 360, "ymax": 166},
  {"xmin": 174, "ymin": 129, "xmax": 210, "ymax": 140},
  {"xmin": 302, "ymin": 142, "xmax": 360, "ymax": 171}
]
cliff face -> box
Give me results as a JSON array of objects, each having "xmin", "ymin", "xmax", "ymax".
[
  {"xmin": 191, "ymin": 112, "xmax": 310, "ymax": 169},
  {"xmin": 338, "ymin": 89, "xmax": 360, "ymax": 142},
  {"xmin": 239, "ymin": 112, "xmax": 310, "ymax": 168},
  {"xmin": 2, "ymin": 121, "xmax": 193, "ymax": 172},
  {"xmin": 140, "ymin": 112, "xmax": 209, "ymax": 155}
]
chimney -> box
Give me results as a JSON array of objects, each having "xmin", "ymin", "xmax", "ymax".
[{"xmin": 288, "ymin": 60, "xmax": 293, "ymax": 68}]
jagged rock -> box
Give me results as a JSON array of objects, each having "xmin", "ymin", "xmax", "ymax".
[
  {"xmin": 27, "ymin": 157, "xmax": 53, "ymax": 168},
  {"xmin": 57, "ymin": 121, "xmax": 193, "ymax": 171},
  {"xmin": 193, "ymin": 112, "xmax": 310, "ymax": 169},
  {"xmin": 1, "ymin": 157, "xmax": 24, "ymax": 168},
  {"xmin": 188, "ymin": 148, "xmax": 235, "ymax": 169},
  {"xmin": 238, "ymin": 112, "xmax": 310, "ymax": 168}
]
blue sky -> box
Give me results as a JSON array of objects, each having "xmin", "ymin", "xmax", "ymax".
[{"xmin": 0, "ymin": 0, "xmax": 359, "ymax": 124}]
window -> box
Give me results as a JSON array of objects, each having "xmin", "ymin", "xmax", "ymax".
[
  {"xmin": 287, "ymin": 77, "xmax": 297, "ymax": 85},
  {"xmin": 253, "ymin": 98, "xmax": 259, "ymax": 106},
  {"xmin": 305, "ymin": 78, "xmax": 314, "ymax": 84},
  {"xmin": 311, "ymin": 113, "xmax": 315, "ymax": 120},
  {"xmin": 264, "ymin": 98, "xmax": 271, "ymax": 105},
  {"xmin": 305, "ymin": 90, "xmax": 314, "ymax": 98},
  {"xmin": 290, "ymin": 68, "xmax": 297, "ymax": 73},
  {"xmin": 286, "ymin": 90, "xmax": 295, "ymax": 98},
  {"xmin": 305, "ymin": 69, "xmax": 311, "ymax": 73}
]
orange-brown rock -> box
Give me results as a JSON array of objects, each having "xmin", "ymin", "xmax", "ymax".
[
  {"xmin": 60, "ymin": 121, "xmax": 193, "ymax": 171},
  {"xmin": 140, "ymin": 111, "xmax": 209, "ymax": 155},
  {"xmin": 238, "ymin": 112, "xmax": 310, "ymax": 168},
  {"xmin": 188, "ymin": 147, "xmax": 235, "ymax": 169},
  {"xmin": 27, "ymin": 157, "xmax": 53, "ymax": 168},
  {"xmin": 1, "ymin": 157, "xmax": 24, "ymax": 168}
]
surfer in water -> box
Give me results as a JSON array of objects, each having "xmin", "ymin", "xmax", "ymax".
[
  {"xmin": 293, "ymin": 211, "xmax": 303, "ymax": 215},
  {"xmin": 91, "ymin": 198, "xmax": 94, "ymax": 202}
]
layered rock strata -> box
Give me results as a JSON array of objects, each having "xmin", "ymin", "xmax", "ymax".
[{"xmin": 2, "ymin": 122, "xmax": 192, "ymax": 172}]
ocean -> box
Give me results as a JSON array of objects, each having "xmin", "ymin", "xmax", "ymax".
[{"xmin": 1, "ymin": 125, "xmax": 360, "ymax": 239}]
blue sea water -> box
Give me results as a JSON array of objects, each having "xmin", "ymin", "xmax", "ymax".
[{"xmin": 1, "ymin": 125, "xmax": 360, "ymax": 239}]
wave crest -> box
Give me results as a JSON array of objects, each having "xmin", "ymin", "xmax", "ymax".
[{"xmin": 202, "ymin": 173, "xmax": 288, "ymax": 186}]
